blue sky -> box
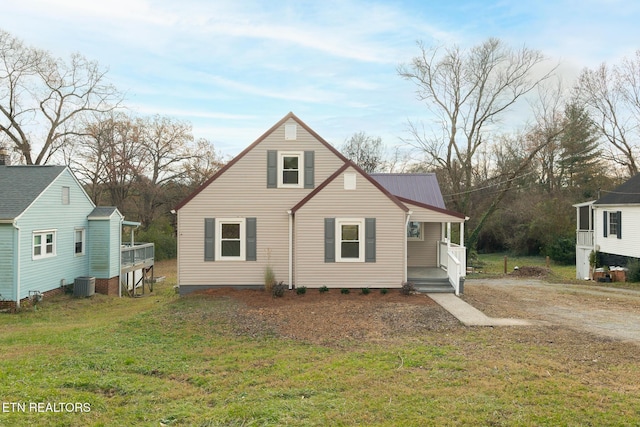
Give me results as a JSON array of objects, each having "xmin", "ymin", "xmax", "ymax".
[{"xmin": 3, "ymin": 0, "xmax": 640, "ymax": 157}]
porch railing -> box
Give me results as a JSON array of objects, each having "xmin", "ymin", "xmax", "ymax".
[
  {"xmin": 576, "ymin": 230, "xmax": 594, "ymax": 247},
  {"xmin": 439, "ymin": 241, "xmax": 466, "ymax": 296},
  {"xmin": 121, "ymin": 242, "xmax": 155, "ymax": 268},
  {"xmin": 447, "ymin": 251, "xmax": 462, "ymax": 296}
]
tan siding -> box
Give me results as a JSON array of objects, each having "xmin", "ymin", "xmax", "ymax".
[
  {"xmin": 295, "ymin": 167, "xmax": 406, "ymax": 288},
  {"xmin": 407, "ymin": 223, "xmax": 440, "ymax": 267},
  {"xmin": 404, "ymin": 201, "xmax": 465, "ymax": 223},
  {"xmin": 178, "ymin": 118, "xmax": 345, "ymax": 287}
]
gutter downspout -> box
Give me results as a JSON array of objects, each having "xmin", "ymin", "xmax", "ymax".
[
  {"xmin": 14, "ymin": 222, "xmax": 21, "ymax": 309},
  {"xmin": 287, "ymin": 210, "xmax": 293, "ymax": 290},
  {"xmin": 404, "ymin": 210, "xmax": 412, "ymax": 283}
]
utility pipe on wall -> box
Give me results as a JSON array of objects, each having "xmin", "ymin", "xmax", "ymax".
[{"xmin": 287, "ymin": 210, "xmax": 293, "ymax": 290}]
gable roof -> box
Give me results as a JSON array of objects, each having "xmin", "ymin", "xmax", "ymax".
[
  {"xmin": 175, "ymin": 112, "xmax": 351, "ymax": 211},
  {"xmin": 594, "ymin": 173, "xmax": 640, "ymax": 205},
  {"xmin": 370, "ymin": 173, "xmax": 446, "ymax": 209},
  {"xmin": 0, "ymin": 165, "xmax": 67, "ymax": 220},
  {"xmin": 290, "ymin": 163, "xmax": 409, "ymax": 213},
  {"xmin": 88, "ymin": 206, "xmax": 122, "ymax": 220}
]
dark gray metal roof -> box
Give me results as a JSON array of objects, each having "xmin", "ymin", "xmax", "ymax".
[
  {"xmin": 88, "ymin": 206, "xmax": 120, "ymax": 219},
  {"xmin": 369, "ymin": 173, "xmax": 446, "ymax": 209},
  {"xmin": 594, "ymin": 173, "xmax": 640, "ymax": 205},
  {"xmin": 0, "ymin": 165, "xmax": 67, "ymax": 220}
]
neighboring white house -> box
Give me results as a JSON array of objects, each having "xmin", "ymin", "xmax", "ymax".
[
  {"xmin": 574, "ymin": 173, "xmax": 640, "ymax": 279},
  {"xmin": 175, "ymin": 113, "xmax": 468, "ymax": 295}
]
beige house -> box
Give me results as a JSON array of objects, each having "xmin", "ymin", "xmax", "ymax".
[{"xmin": 175, "ymin": 113, "xmax": 467, "ymax": 294}]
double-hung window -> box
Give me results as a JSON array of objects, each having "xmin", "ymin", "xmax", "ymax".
[
  {"xmin": 336, "ymin": 219, "xmax": 364, "ymax": 262},
  {"xmin": 33, "ymin": 230, "xmax": 56, "ymax": 259},
  {"xmin": 75, "ymin": 228, "xmax": 85, "ymax": 255},
  {"xmin": 278, "ymin": 152, "xmax": 303, "ymax": 188},
  {"xmin": 216, "ymin": 218, "xmax": 246, "ymax": 260},
  {"xmin": 608, "ymin": 212, "xmax": 619, "ymax": 237}
]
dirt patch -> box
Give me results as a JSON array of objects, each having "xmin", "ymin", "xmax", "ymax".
[
  {"xmin": 463, "ymin": 279, "xmax": 640, "ymax": 343},
  {"xmin": 194, "ymin": 287, "xmax": 460, "ymax": 345},
  {"xmin": 508, "ymin": 266, "xmax": 551, "ymax": 278}
]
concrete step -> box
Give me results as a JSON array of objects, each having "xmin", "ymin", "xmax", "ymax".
[{"xmin": 414, "ymin": 285, "xmax": 455, "ymax": 293}]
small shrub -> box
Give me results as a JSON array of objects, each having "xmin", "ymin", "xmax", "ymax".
[
  {"xmin": 264, "ymin": 266, "xmax": 276, "ymax": 292},
  {"xmin": 380, "ymin": 288, "xmax": 388, "ymax": 295},
  {"xmin": 627, "ymin": 258, "xmax": 640, "ymax": 282},
  {"xmin": 360, "ymin": 287, "xmax": 371, "ymax": 295},
  {"xmin": 296, "ymin": 286, "xmax": 307, "ymax": 295},
  {"xmin": 272, "ymin": 281, "xmax": 286, "ymax": 298},
  {"xmin": 340, "ymin": 288, "xmax": 350, "ymax": 294},
  {"xmin": 319, "ymin": 286, "xmax": 329, "ymax": 293},
  {"xmin": 400, "ymin": 281, "xmax": 415, "ymax": 296},
  {"xmin": 546, "ymin": 236, "xmax": 575, "ymax": 265}
]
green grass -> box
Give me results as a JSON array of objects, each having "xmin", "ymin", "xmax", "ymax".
[
  {"xmin": 469, "ymin": 253, "xmax": 578, "ymax": 282},
  {"xmin": 1, "ymin": 259, "xmax": 639, "ymax": 426}
]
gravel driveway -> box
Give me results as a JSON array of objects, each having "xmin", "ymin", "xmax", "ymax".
[{"xmin": 463, "ymin": 278, "xmax": 640, "ymax": 343}]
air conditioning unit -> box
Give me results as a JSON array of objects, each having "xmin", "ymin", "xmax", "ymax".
[{"xmin": 74, "ymin": 277, "xmax": 95, "ymax": 297}]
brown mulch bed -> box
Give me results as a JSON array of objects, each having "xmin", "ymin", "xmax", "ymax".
[{"xmin": 195, "ymin": 287, "xmax": 460, "ymax": 345}]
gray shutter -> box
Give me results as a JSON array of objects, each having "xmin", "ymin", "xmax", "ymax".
[
  {"xmin": 204, "ymin": 218, "xmax": 215, "ymax": 261},
  {"xmin": 304, "ymin": 151, "xmax": 315, "ymax": 189},
  {"xmin": 365, "ymin": 218, "xmax": 376, "ymax": 263},
  {"xmin": 324, "ymin": 218, "xmax": 335, "ymax": 263},
  {"xmin": 267, "ymin": 150, "xmax": 277, "ymax": 188},
  {"xmin": 246, "ymin": 217, "xmax": 257, "ymax": 261},
  {"xmin": 617, "ymin": 211, "xmax": 622, "ymax": 239},
  {"xmin": 603, "ymin": 211, "xmax": 608, "ymax": 237}
]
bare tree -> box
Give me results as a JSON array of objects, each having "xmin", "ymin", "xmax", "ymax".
[
  {"xmin": 0, "ymin": 29, "xmax": 121, "ymax": 164},
  {"xmin": 340, "ymin": 131, "xmax": 384, "ymax": 173},
  {"xmin": 182, "ymin": 138, "xmax": 225, "ymax": 188},
  {"xmin": 136, "ymin": 115, "xmax": 196, "ymax": 227},
  {"xmin": 398, "ymin": 37, "xmax": 556, "ymax": 250},
  {"xmin": 576, "ymin": 55, "xmax": 640, "ymax": 176},
  {"xmin": 399, "ymin": 38, "xmax": 554, "ymax": 212}
]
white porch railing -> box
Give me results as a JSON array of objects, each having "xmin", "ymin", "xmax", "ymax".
[
  {"xmin": 121, "ymin": 242, "xmax": 155, "ymax": 272},
  {"xmin": 438, "ymin": 241, "xmax": 466, "ymax": 296},
  {"xmin": 576, "ymin": 230, "xmax": 594, "ymax": 247}
]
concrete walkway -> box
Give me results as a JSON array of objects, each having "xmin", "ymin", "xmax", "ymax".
[{"xmin": 427, "ymin": 293, "xmax": 532, "ymax": 326}]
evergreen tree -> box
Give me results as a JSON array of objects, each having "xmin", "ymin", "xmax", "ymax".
[{"xmin": 558, "ymin": 102, "xmax": 602, "ymax": 197}]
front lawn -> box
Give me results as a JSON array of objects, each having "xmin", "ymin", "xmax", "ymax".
[{"xmin": 1, "ymin": 259, "xmax": 639, "ymax": 426}]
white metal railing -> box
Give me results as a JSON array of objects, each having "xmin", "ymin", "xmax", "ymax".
[
  {"xmin": 576, "ymin": 230, "xmax": 594, "ymax": 247},
  {"xmin": 121, "ymin": 242, "xmax": 155, "ymax": 267}
]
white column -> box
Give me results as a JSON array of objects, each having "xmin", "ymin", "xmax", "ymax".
[
  {"xmin": 460, "ymin": 221, "xmax": 464, "ymax": 247},
  {"xmin": 447, "ymin": 222, "xmax": 451, "ymax": 247}
]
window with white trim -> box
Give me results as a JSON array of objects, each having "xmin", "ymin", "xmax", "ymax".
[
  {"xmin": 407, "ymin": 221, "xmax": 423, "ymax": 241},
  {"xmin": 278, "ymin": 152, "xmax": 303, "ymax": 188},
  {"xmin": 33, "ymin": 230, "xmax": 56, "ymax": 259},
  {"xmin": 336, "ymin": 218, "xmax": 364, "ymax": 262},
  {"xmin": 74, "ymin": 228, "xmax": 85, "ymax": 255},
  {"xmin": 608, "ymin": 211, "xmax": 619, "ymax": 237},
  {"xmin": 215, "ymin": 218, "xmax": 246, "ymax": 260}
]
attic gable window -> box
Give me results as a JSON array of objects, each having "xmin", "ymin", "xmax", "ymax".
[
  {"xmin": 285, "ymin": 124, "xmax": 297, "ymax": 140},
  {"xmin": 62, "ymin": 186, "xmax": 70, "ymax": 205},
  {"xmin": 278, "ymin": 152, "xmax": 303, "ymax": 188}
]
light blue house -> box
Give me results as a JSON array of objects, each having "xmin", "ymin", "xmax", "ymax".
[{"xmin": 0, "ymin": 162, "xmax": 154, "ymax": 309}]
